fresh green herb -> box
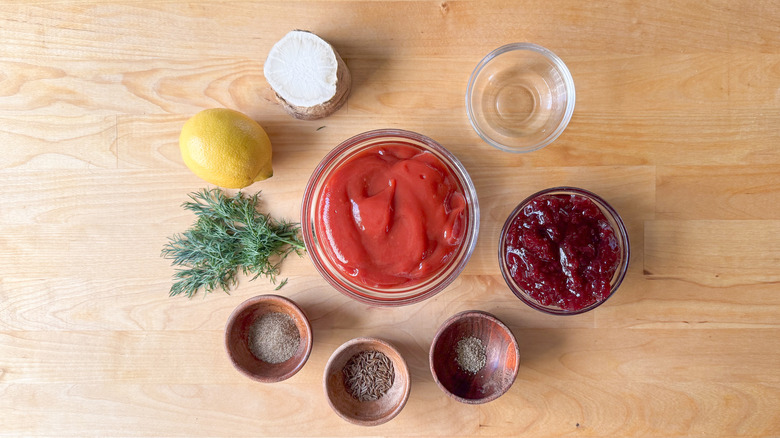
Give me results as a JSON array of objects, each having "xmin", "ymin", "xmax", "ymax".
[{"xmin": 161, "ymin": 188, "xmax": 305, "ymax": 298}]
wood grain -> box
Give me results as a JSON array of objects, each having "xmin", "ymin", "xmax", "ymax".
[
  {"xmin": 2, "ymin": 1, "xmax": 780, "ymax": 437},
  {"xmin": 657, "ymin": 165, "xmax": 780, "ymax": 219},
  {"xmin": 644, "ymin": 220, "xmax": 780, "ymax": 284},
  {"xmin": 597, "ymin": 278, "xmax": 780, "ymax": 329}
]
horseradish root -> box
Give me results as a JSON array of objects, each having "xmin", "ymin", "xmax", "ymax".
[{"xmin": 263, "ymin": 30, "xmax": 352, "ymax": 120}]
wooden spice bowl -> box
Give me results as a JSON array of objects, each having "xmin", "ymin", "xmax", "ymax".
[
  {"xmin": 323, "ymin": 337, "xmax": 411, "ymax": 426},
  {"xmin": 224, "ymin": 294, "xmax": 313, "ymax": 383},
  {"xmin": 429, "ymin": 310, "xmax": 520, "ymax": 404}
]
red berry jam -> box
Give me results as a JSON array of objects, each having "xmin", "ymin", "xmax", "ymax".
[{"xmin": 503, "ymin": 193, "xmax": 621, "ymax": 312}]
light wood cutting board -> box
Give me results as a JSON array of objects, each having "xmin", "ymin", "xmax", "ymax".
[{"xmin": 1, "ymin": 1, "xmax": 779, "ymax": 436}]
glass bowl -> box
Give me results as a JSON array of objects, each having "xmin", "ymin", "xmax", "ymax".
[
  {"xmin": 498, "ymin": 187, "xmax": 629, "ymax": 315},
  {"xmin": 301, "ymin": 129, "xmax": 479, "ymax": 306},
  {"xmin": 466, "ymin": 43, "xmax": 576, "ymax": 153}
]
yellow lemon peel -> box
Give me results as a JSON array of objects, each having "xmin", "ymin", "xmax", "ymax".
[{"xmin": 180, "ymin": 108, "xmax": 273, "ymax": 188}]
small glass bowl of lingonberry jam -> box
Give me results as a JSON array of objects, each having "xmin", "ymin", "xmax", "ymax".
[{"xmin": 498, "ymin": 187, "xmax": 629, "ymax": 315}]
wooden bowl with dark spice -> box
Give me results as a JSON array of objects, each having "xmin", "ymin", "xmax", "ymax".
[
  {"xmin": 225, "ymin": 294, "xmax": 312, "ymax": 383},
  {"xmin": 323, "ymin": 337, "xmax": 411, "ymax": 426},
  {"xmin": 429, "ymin": 310, "xmax": 519, "ymax": 404}
]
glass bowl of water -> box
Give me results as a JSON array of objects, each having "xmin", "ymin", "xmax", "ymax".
[{"xmin": 466, "ymin": 43, "xmax": 575, "ymax": 153}]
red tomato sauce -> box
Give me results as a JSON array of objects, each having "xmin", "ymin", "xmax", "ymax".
[
  {"xmin": 504, "ymin": 193, "xmax": 620, "ymax": 311},
  {"xmin": 316, "ymin": 143, "xmax": 467, "ymax": 288}
]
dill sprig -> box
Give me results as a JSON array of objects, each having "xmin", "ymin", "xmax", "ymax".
[{"xmin": 161, "ymin": 188, "xmax": 305, "ymax": 298}]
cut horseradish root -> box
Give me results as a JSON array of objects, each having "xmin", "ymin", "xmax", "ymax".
[{"xmin": 263, "ymin": 30, "xmax": 352, "ymax": 120}]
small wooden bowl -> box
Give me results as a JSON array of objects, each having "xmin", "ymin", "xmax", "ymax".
[
  {"xmin": 429, "ymin": 310, "xmax": 519, "ymax": 404},
  {"xmin": 224, "ymin": 294, "xmax": 312, "ymax": 383},
  {"xmin": 323, "ymin": 337, "xmax": 411, "ymax": 426}
]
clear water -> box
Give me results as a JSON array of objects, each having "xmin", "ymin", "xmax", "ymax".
[
  {"xmin": 470, "ymin": 50, "xmax": 571, "ymax": 150},
  {"xmin": 482, "ymin": 65, "xmax": 565, "ymax": 137}
]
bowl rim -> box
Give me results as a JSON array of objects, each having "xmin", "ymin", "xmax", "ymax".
[
  {"xmin": 323, "ymin": 336, "xmax": 411, "ymax": 426},
  {"xmin": 224, "ymin": 294, "xmax": 313, "ymax": 383},
  {"xmin": 465, "ymin": 42, "xmax": 576, "ymax": 153},
  {"xmin": 498, "ymin": 186, "xmax": 631, "ymax": 315},
  {"xmin": 429, "ymin": 310, "xmax": 520, "ymax": 404},
  {"xmin": 301, "ymin": 128, "xmax": 480, "ymax": 307}
]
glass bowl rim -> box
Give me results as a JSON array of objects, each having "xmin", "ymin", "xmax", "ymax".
[
  {"xmin": 497, "ymin": 186, "xmax": 630, "ymax": 315},
  {"xmin": 465, "ymin": 42, "xmax": 576, "ymax": 153}
]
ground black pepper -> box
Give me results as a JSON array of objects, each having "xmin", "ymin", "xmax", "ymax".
[
  {"xmin": 455, "ymin": 336, "xmax": 487, "ymax": 374},
  {"xmin": 248, "ymin": 312, "xmax": 300, "ymax": 364}
]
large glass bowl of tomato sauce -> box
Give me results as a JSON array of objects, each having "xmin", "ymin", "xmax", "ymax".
[
  {"xmin": 498, "ymin": 187, "xmax": 629, "ymax": 315},
  {"xmin": 302, "ymin": 129, "xmax": 480, "ymax": 306}
]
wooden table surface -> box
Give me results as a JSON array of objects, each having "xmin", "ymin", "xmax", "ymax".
[{"xmin": 2, "ymin": 1, "xmax": 779, "ymax": 437}]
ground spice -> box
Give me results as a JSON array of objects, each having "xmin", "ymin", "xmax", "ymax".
[
  {"xmin": 342, "ymin": 350, "xmax": 395, "ymax": 402},
  {"xmin": 455, "ymin": 336, "xmax": 487, "ymax": 374},
  {"xmin": 248, "ymin": 312, "xmax": 300, "ymax": 364}
]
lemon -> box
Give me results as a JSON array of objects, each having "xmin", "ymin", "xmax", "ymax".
[{"xmin": 179, "ymin": 108, "xmax": 273, "ymax": 189}]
